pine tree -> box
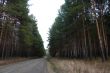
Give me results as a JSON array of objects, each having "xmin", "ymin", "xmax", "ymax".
[
  {"xmin": 0, "ymin": 0, "xmax": 45, "ymax": 59},
  {"xmin": 48, "ymin": 0, "xmax": 110, "ymax": 61}
]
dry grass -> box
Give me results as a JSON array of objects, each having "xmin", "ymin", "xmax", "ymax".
[
  {"xmin": 0, "ymin": 57, "xmax": 28, "ymax": 66},
  {"xmin": 47, "ymin": 62, "xmax": 56, "ymax": 73},
  {"xmin": 49, "ymin": 58, "xmax": 110, "ymax": 73}
]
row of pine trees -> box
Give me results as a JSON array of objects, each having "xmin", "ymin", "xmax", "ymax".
[
  {"xmin": 0, "ymin": 0, "xmax": 45, "ymax": 59},
  {"xmin": 48, "ymin": 0, "xmax": 110, "ymax": 61}
]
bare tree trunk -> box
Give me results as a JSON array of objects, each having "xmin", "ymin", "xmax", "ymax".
[
  {"xmin": 82, "ymin": 15, "xmax": 88, "ymax": 58},
  {"xmin": 11, "ymin": 25, "xmax": 15, "ymax": 57},
  {"xmin": 2, "ymin": 27, "xmax": 8, "ymax": 59},
  {"xmin": 88, "ymin": 29, "xmax": 92, "ymax": 59},
  {"xmin": 82, "ymin": 0, "xmax": 89, "ymax": 58},
  {"xmin": 96, "ymin": 19, "xmax": 105, "ymax": 61},
  {"xmin": 0, "ymin": 13, "xmax": 5, "ymax": 58},
  {"xmin": 91, "ymin": 0, "xmax": 106, "ymax": 61},
  {"xmin": 100, "ymin": 8, "xmax": 108, "ymax": 59}
]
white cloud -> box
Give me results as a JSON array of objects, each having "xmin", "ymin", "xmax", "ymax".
[{"xmin": 29, "ymin": 0, "xmax": 64, "ymax": 49}]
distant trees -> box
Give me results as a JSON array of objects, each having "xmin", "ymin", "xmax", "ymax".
[
  {"xmin": 0, "ymin": 0, "xmax": 45, "ymax": 59},
  {"xmin": 48, "ymin": 0, "xmax": 110, "ymax": 61}
]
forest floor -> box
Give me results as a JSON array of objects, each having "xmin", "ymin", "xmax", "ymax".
[
  {"xmin": 0, "ymin": 57, "xmax": 29, "ymax": 66},
  {"xmin": 48, "ymin": 58, "xmax": 110, "ymax": 73}
]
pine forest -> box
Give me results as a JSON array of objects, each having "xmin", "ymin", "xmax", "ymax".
[
  {"xmin": 0, "ymin": 0, "xmax": 45, "ymax": 60},
  {"xmin": 48, "ymin": 0, "xmax": 110, "ymax": 61}
]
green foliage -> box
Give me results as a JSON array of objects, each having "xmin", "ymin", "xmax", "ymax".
[
  {"xmin": 1, "ymin": 0, "xmax": 46, "ymax": 58},
  {"xmin": 19, "ymin": 14, "xmax": 45, "ymax": 57},
  {"xmin": 48, "ymin": 0, "xmax": 110, "ymax": 59}
]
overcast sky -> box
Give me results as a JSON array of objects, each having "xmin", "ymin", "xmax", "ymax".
[{"xmin": 28, "ymin": 0, "xmax": 64, "ymax": 49}]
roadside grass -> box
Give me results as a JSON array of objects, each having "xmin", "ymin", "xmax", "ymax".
[
  {"xmin": 48, "ymin": 58, "xmax": 110, "ymax": 73},
  {"xmin": 47, "ymin": 61, "xmax": 56, "ymax": 73},
  {"xmin": 0, "ymin": 57, "xmax": 29, "ymax": 66}
]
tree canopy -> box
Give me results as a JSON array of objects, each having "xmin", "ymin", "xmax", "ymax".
[
  {"xmin": 48, "ymin": 0, "xmax": 110, "ymax": 61},
  {"xmin": 0, "ymin": 0, "xmax": 45, "ymax": 59}
]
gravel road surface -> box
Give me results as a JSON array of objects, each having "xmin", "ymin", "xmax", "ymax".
[{"xmin": 0, "ymin": 58, "xmax": 48, "ymax": 73}]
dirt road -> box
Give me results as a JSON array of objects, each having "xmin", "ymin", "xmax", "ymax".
[{"xmin": 0, "ymin": 58, "xmax": 48, "ymax": 73}]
